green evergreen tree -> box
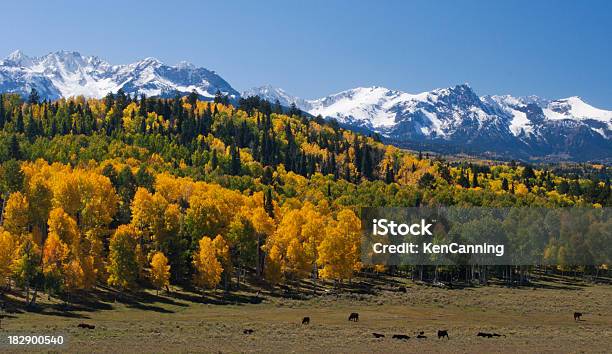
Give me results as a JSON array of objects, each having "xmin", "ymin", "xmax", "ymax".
[
  {"xmin": 501, "ymin": 177, "xmax": 509, "ymax": 191},
  {"xmin": 230, "ymin": 143, "xmax": 241, "ymax": 175}
]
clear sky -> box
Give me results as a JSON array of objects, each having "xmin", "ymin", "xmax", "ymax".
[{"xmin": 2, "ymin": 0, "xmax": 611, "ymax": 108}]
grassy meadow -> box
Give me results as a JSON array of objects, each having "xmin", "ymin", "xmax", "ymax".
[{"xmin": 1, "ymin": 274, "xmax": 610, "ymax": 353}]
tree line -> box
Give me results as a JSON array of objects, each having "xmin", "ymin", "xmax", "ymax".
[{"xmin": 0, "ymin": 89, "xmax": 609, "ymax": 304}]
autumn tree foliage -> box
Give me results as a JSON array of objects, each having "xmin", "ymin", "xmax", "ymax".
[
  {"xmin": 0, "ymin": 92, "xmax": 607, "ymax": 302},
  {"xmin": 150, "ymin": 251, "xmax": 170, "ymax": 295},
  {"xmin": 107, "ymin": 225, "xmax": 139, "ymax": 290},
  {"xmin": 0, "ymin": 229, "xmax": 17, "ymax": 287},
  {"xmin": 42, "ymin": 232, "xmax": 69, "ymax": 292},
  {"xmin": 317, "ymin": 209, "xmax": 361, "ymax": 283},
  {"xmin": 193, "ymin": 236, "xmax": 223, "ymax": 290},
  {"xmin": 12, "ymin": 238, "xmax": 40, "ymax": 303}
]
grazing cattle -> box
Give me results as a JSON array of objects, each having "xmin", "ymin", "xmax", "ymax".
[
  {"xmin": 372, "ymin": 332, "xmax": 385, "ymax": 338},
  {"xmin": 478, "ymin": 332, "xmax": 505, "ymax": 338},
  {"xmin": 398, "ymin": 286, "xmax": 407, "ymax": 293},
  {"xmin": 416, "ymin": 331, "xmax": 427, "ymax": 339},
  {"xmin": 302, "ymin": 317, "xmax": 310, "ymax": 325},
  {"xmin": 243, "ymin": 329, "xmax": 254, "ymax": 334},
  {"xmin": 348, "ymin": 312, "xmax": 359, "ymax": 322},
  {"xmin": 574, "ymin": 312, "xmax": 582, "ymax": 321},
  {"xmin": 437, "ymin": 330, "xmax": 449, "ymax": 339},
  {"xmin": 77, "ymin": 323, "xmax": 95, "ymax": 329},
  {"xmin": 392, "ymin": 334, "xmax": 410, "ymax": 340}
]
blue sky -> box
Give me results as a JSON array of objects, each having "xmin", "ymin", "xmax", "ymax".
[{"xmin": 2, "ymin": 0, "xmax": 611, "ymax": 108}]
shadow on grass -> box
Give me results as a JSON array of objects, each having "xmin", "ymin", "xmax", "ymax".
[
  {"xmin": 2, "ymin": 270, "xmax": 606, "ymax": 319},
  {"xmin": 171, "ymin": 285, "xmax": 264, "ymax": 305}
]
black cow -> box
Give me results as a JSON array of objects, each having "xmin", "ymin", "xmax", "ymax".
[
  {"xmin": 574, "ymin": 312, "xmax": 582, "ymax": 321},
  {"xmin": 392, "ymin": 334, "xmax": 410, "ymax": 340},
  {"xmin": 372, "ymin": 332, "xmax": 385, "ymax": 338},
  {"xmin": 348, "ymin": 312, "xmax": 359, "ymax": 322},
  {"xmin": 416, "ymin": 331, "xmax": 427, "ymax": 339},
  {"xmin": 478, "ymin": 332, "xmax": 505, "ymax": 338},
  {"xmin": 302, "ymin": 317, "xmax": 310, "ymax": 325},
  {"xmin": 437, "ymin": 330, "xmax": 449, "ymax": 339},
  {"xmin": 77, "ymin": 323, "xmax": 95, "ymax": 329},
  {"xmin": 243, "ymin": 329, "xmax": 254, "ymax": 334}
]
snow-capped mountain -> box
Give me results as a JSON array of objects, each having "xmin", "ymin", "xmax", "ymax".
[
  {"xmin": 244, "ymin": 84, "xmax": 612, "ymax": 161},
  {"xmin": 242, "ymin": 85, "xmax": 313, "ymax": 111},
  {"xmin": 1, "ymin": 50, "xmax": 610, "ymax": 161},
  {"xmin": 0, "ymin": 50, "xmax": 239, "ymax": 100}
]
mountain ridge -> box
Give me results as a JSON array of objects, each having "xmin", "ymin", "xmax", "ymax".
[
  {"xmin": 0, "ymin": 50, "xmax": 239, "ymax": 100},
  {"xmin": 1, "ymin": 50, "xmax": 610, "ymax": 162},
  {"xmin": 243, "ymin": 84, "xmax": 611, "ymax": 161}
]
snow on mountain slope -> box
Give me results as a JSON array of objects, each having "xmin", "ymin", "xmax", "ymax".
[
  {"xmin": 544, "ymin": 96, "xmax": 612, "ymax": 125},
  {"xmin": 1, "ymin": 49, "xmax": 610, "ymax": 161},
  {"xmin": 482, "ymin": 95, "xmax": 535, "ymax": 137},
  {"xmin": 308, "ymin": 87, "xmax": 406, "ymax": 129},
  {"xmin": 249, "ymin": 84, "xmax": 508, "ymax": 139},
  {"xmin": 245, "ymin": 83, "xmax": 611, "ymax": 160},
  {"xmin": 0, "ymin": 50, "xmax": 239, "ymax": 100},
  {"xmin": 242, "ymin": 85, "xmax": 312, "ymax": 110}
]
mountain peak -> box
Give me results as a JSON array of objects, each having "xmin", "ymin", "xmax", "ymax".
[
  {"xmin": 4, "ymin": 49, "xmax": 32, "ymax": 66},
  {"xmin": 0, "ymin": 50, "xmax": 239, "ymax": 100},
  {"xmin": 138, "ymin": 57, "xmax": 163, "ymax": 66},
  {"xmin": 7, "ymin": 49, "xmax": 28, "ymax": 60},
  {"xmin": 242, "ymin": 85, "xmax": 310, "ymax": 110},
  {"xmin": 176, "ymin": 60, "xmax": 195, "ymax": 69}
]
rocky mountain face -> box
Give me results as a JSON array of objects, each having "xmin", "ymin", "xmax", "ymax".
[
  {"xmin": 0, "ymin": 50, "xmax": 239, "ymax": 100},
  {"xmin": 1, "ymin": 50, "xmax": 609, "ymax": 161},
  {"xmin": 244, "ymin": 85, "xmax": 611, "ymax": 162}
]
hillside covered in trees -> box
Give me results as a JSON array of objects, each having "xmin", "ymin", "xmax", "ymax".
[{"xmin": 0, "ymin": 89, "xmax": 610, "ymax": 304}]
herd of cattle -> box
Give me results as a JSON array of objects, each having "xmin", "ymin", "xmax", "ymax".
[
  {"xmin": 72, "ymin": 311, "xmax": 586, "ymax": 340},
  {"xmin": 239, "ymin": 311, "xmax": 587, "ymax": 340}
]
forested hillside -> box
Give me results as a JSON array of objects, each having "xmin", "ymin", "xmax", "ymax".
[{"xmin": 0, "ymin": 89, "xmax": 610, "ymax": 304}]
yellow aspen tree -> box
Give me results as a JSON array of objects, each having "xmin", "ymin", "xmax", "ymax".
[
  {"xmin": 63, "ymin": 259, "xmax": 85, "ymax": 291},
  {"xmin": 42, "ymin": 232, "xmax": 69, "ymax": 279},
  {"xmin": 79, "ymin": 172, "xmax": 118, "ymax": 231},
  {"xmin": 3, "ymin": 192, "xmax": 29, "ymax": 237},
  {"xmin": 0, "ymin": 230, "xmax": 17, "ymax": 287},
  {"xmin": 193, "ymin": 236, "xmax": 222, "ymax": 290},
  {"xmin": 131, "ymin": 187, "xmax": 157, "ymax": 234},
  {"xmin": 135, "ymin": 244, "xmax": 147, "ymax": 280},
  {"xmin": 317, "ymin": 209, "xmax": 361, "ymax": 283},
  {"xmin": 131, "ymin": 188, "xmax": 179, "ymax": 250},
  {"xmin": 335, "ymin": 209, "xmax": 362, "ymax": 272},
  {"xmin": 51, "ymin": 173, "xmax": 81, "ymax": 217},
  {"xmin": 12, "ymin": 238, "xmax": 40, "ymax": 303},
  {"xmin": 79, "ymin": 255, "xmax": 97, "ymax": 289},
  {"xmin": 250, "ymin": 207, "xmax": 275, "ymax": 276},
  {"xmin": 301, "ymin": 203, "xmax": 327, "ymax": 270},
  {"xmin": 84, "ymin": 230, "xmax": 106, "ymax": 283},
  {"xmin": 212, "ymin": 235, "xmax": 230, "ymax": 266},
  {"xmin": 47, "ymin": 207, "xmax": 80, "ymax": 252},
  {"xmin": 150, "ymin": 251, "xmax": 170, "ymax": 295},
  {"xmin": 264, "ymin": 244, "xmax": 283, "ymax": 285},
  {"xmin": 212, "ymin": 234, "xmax": 231, "ymax": 290},
  {"xmin": 285, "ymin": 238, "xmax": 310, "ymax": 280},
  {"xmin": 107, "ymin": 225, "xmax": 139, "ymax": 290},
  {"xmin": 26, "ymin": 176, "xmax": 53, "ymax": 231},
  {"xmin": 317, "ymin": 226, "xmax": 349, "ymax": 281}
]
